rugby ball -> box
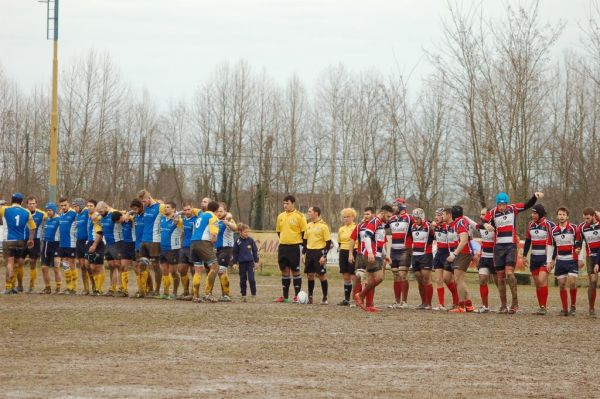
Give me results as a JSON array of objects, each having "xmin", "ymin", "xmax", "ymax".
[
  {"xmin": 138, "ymin": 257, "xmax": 150, "ymax": 267},
  {"xmin": 297, "ymin": 291, "xmax": 309, "ymax": 304}
]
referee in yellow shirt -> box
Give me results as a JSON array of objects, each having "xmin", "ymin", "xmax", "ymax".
[
  {"xmin": 337, "ymin": 208, "xmax": 357, "ymax": 306},
  {"xmin": 302, "ymin": 206, "xmax": 332, "ymax": 304},
  {"xmin": 275, "ymin": 195, "xmax": 307, "ymax": 303}
]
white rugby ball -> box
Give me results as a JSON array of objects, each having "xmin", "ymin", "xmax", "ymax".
[{"xmin": 297, "ymin": 291, "xmax": 309, "ymax": 304}]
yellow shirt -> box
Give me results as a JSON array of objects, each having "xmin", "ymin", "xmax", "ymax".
[
  {"xmin": 276, "ymin": 209, "xmax": 307, "ymax": 245},
  {"xmin": 338, "ymin": 223, "xmax": 357, "ymax": 250},
  {"xmin": 304, "ymin": 218, "xmax": 331, "ymax": 250}
]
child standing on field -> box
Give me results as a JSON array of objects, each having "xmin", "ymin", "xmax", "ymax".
[{"xmin": 233, "ymin": 223, "xmax": 259, "ymax": 301}]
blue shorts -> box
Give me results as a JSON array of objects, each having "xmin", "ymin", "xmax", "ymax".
[
  {"xmin": 530, "ymin": 255, "xmax": 547, "ymax": 272},
  {"xmin": 433, "ymin": 249, "xmax": 449, "ymax": 270},
  {"xmin": 555, "ymin": 260, "xmax": 578, "ymax": 278}
]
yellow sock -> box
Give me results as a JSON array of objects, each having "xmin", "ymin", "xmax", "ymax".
[
  {"xmin": 205, "ymin": 270, "xmax": 216, "ymax": 295},
  {"xmin": 121, "ymin": 271, "xmax": 129, "ymax": 293},
  {"xmin": 16, "ymin": 265, "xmax": 24, "ymax": 286},
  {"xmin": 82, "ymin": 269, "xmax": 90, "ymax": 292},
  {"xmin": 192, "ymin": 273, "xmax": 201, "ymax": 298},
  {"xmin": 181, "ymin": 274, "xmax": 189, "ymax": 295},
  {"xmin": 5, "ymin": 279, "xmax": 12, "ymax": 290},
  {"xmin": 162, "ymin": 275, "xmax": 171, "ymax": 295},
  {"xmin": 140, "ymin": 270, "xmax": 149, "ymax": 294},
  {"xmin": 55, "ymin": 280, "xmax": 62, "ymax": 291},
  {"xmin": 71, "ymin": 269, "xmax": 78, "ymax": 291},
  {"xmin": 64, "ymin": 269, "xmax": 72, "ymax": 291},
  {"xmin": 29, "ymin": 268, "xmax": 37, "ymax": 289},
  {"xmin": 219, "ymin": 273, "xmax": 230, "ymax": 296},
  {"xmin": 10, "ymin": 273, "xmax": 17, "ymax": 287},
  {"xmin": 98, "ymin": 272, "xmax": 106, "ymax": 293},
  {"xmin": 110, "ymin": 282, "xmax": 117, "ymax": 292}
]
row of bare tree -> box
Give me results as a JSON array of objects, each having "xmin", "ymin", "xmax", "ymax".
[{"xmin": 1, "ymin": 2, "xmax": 599, "ymax": 231}]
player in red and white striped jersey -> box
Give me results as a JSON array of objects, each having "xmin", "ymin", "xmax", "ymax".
[
  {"xmin": 410, "ymin": 208, "xmax": 434, "ymax": 309},
  {"xmin": 471, "ymin": 208, "xmax": 497, "ymax": 313},
  {"xmin": 387, "ymin": 198, "xmax": 414, "ymax": 308},
  {"xmin": 446, "ymin": 206, "xmax": 475, "ymax": 313},
  {"xmin": 522, "ymin": 204, "xmax": 554, "ymax": 315},
  {"xmin": 482, "ymin": 191, "xmax": 543, "ymax": 314},
  {"xmin": 579, "ymin": 207, "xmax": 600, "ymax": 317},
  {"xmin": 432, "ymin": 208, "xmax": 459, "ymax": 310},
  {"xmin": 549, "ymin": 207, "xmax": 582, "ymax": 316}
]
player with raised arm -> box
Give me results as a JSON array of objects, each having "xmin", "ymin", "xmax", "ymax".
[{"xmin": 522, "ymin": 204, "xmax": 554, "ymax": 315}]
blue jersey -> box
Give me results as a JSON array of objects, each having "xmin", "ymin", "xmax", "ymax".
[
  {"xmin": 59, "ymin": 209, "xmax": 78, "ymax": 248},
  {"xmin": 0, "ymin": 205, "xmax": 36, "ymax": 241},
  {"xmin": 182, "ymin": 215, "xmax": 197, "ymax": 249},
  {"xmin": 44, "ymin": 216, "xmax": 61, "ymax": 242},
  {"xmin": 133, "ymin": 213, "xmax": 144, "ymax": 251},
  {"xmin": 160, "ymin": 215, "xmax": 183, "ymax": 251},
  {"xmin": 122, "ymin": 220, "xmax": 134, "ymax": 243},
  {"xmin": 100, "ymin": 212, "xmax": 122, "ymax": 245},
  {"xmin": 142, "ymin": 202, "xmax": 166, "ymax": 243},
  {"xmin": 216, "ymin": 219, "xmax": 236, "ymax": 249},
  {"xmin": 76, "ymin": 209, "xmax": 89, "ymax": 241},
  {"xmin": 191, "ymin": 211, "xmax": 219, "ymax": 242},
  {"xmin": 25, "ymin": 209, "xmax": 46, "ymax": 240}
]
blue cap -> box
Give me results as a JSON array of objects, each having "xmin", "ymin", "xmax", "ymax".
[
  {"xmin": 496, "ymin": 192, "xmax": 509, "ymax": 205},
  {"xmin": 12, "ymin": 192, "xmax": 24, "ymax": 201},
  {"xmin": 45, "ymin": 202, "xmax": 58, "ymax": 213}
]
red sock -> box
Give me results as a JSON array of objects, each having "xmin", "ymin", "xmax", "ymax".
[
  {"xmin": 401, "ymin": 280, "xmax": 409, "ymax": 302},
  {"xmin": 458, "ymin": 300, "xmax": 465, "ymax": 308},
  {"xmin": 591, "ymin": 289, "xmax": 597, "ymax": 310},
  {"xmin": 535, "ymin": 287, "xmax": 541, "ymax": 306},
  {"xmin": 354, "ymin": 282, "xmax": 362, "ymax": 295},
  {"xmin": 437, "ymin": 287, "xmax": 445, "ymax": 306},
  {"xmin": 425, "ymin": 284, "xmax": 433, "ymax": 306},
  {"xmin": 540, "ymin": 286, "xmax": 548, "ymax": 307},
  {"xmin": 465, "ymin": 299, "xmax": 472, "ymax": 307},
  {"xmin": 366, "ymin": 287, "xmax": 375, "ymax": 307},
  {"xmin": 448, "ymin": 282, "xmax": 459, "ymax": 305},
  {"xmin": 480, "ymin": 284, "xmax": 489, "ymax": 307},
  {"xmin": 560, "ymin": 289, "xmax": 568, "ymax": 311},
  {"xmin": 418, "ymin": 282, "xmax": 425, "ymax": 303},
  {"xmin": 393, "ymin": 281, "xmax": 402, "ymax": 302},
  {"xmin": 570, "ymin": 288, "xmax": 577, "ymax": 308}
]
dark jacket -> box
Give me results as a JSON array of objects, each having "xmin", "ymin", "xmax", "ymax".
[{"xmin": 233, "ymin": 236, "xmax": 259, "ymax": 264}]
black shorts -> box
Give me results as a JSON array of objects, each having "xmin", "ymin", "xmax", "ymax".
[
  {"xmin": 494, "ymin": 243, "xmax": 517, "ymax": 271},
  {"xmin": 304, "ymin": 249, "xmax": 326, "ymax": 275},
  {"xmin": 139, "ymin": 242, "xmax": 161, "ymax": 260},
  {"xmin": 217, "ymin": 247, "xmax": 233, "ymax": 267},
  {"xmin": 555, "ymin": 260, "xmax": 578, "ymax": 278},
  {"xmin": 179, "ymin": 247, "xmax": 193, "ymax": 265},
  {"xmin": 22, "ymin": 239, "xmax": 41, "ymax": 260},
  {"xmin": 338, "ymin": 249, "xmax": 356, "ymax": 275},
  {"xmin": 121, "ymin": 242, "xmax": 136, "ymax": 261},
  {"xmin": 160, "ymin": 249, "xmax": 180, "ymax": 265},
  {"xmin": 58, "ymin": 247, "xmax": 76, "ymax": 259},
  {"xmin": 411, "ymin": 254, "xmax": 433, "ymax": 272},
  {"xmin": 105, "ymin": 242, "xmax": 123, "ymax": 262},
  {"xmin": 76, "ymin": 239, "xmax": 88, "ymax": 259},
  {"xmin": 278, "ymin": 244, "xmax": 301, "ymax": 272},
  {"xmin": 433, "ymin": 249, "xmax": 449, "ymax": 270},
  {"xmin": 477, "ymin": 256, "xmax": 496, "ymax": 274},
  {"xmin": 530, "ymin": 255, "xmax": 547, "ymax": 273},
  {"xmin": 4, "ymin": 240, "xmax": 26, "ymax": 258},
  {"xmin": 85, "ymin": 241, "xmax": 105, "ymax": 265},
  {"xmin": 390, "ymin": 249, "xmax": 412, "ymax": 270},
  {"xmin": 41, "ymin": 241, "xmax": 59, "ymax": 267}
]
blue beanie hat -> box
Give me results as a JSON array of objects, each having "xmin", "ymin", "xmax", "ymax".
[{"xmin": 496, "ymin": 192, "xmax": 509, "ymax": 205}]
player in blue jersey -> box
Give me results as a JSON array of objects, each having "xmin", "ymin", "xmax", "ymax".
[
  {"xmin": 71, "ymin": 198, "xmax": 92, "ymax": 295},
  {"xmin": 0, "ymin": 193, "xmax": 35, "ymax": 294},
  {"xmin": 211, "ymin": 203, "xmax": 237, "ymax": 302},
  {"xmin": 58, "ymin": 197, "xmax": 78, "ymax": 295},
  {"xmin": 18, "ymin": 196, "xmax": 46, "ymax": 293},
  {"xmin": 137, "ymin": 189, "xmax": 168, "ymax": 297},
  {"xmin": 130, "ymin": 199, "xmax": 150, "ymax": 298},
  {"xmin": 40, "ymin": 203, "xmax": 62, "ymax": 294},
  {"xmin": 178, "ymin": 203, "xmax": 198, "ymax": 300},
  {"xmin": 190, "ymin": 200, "xmax": 220, "ymax": 302},
  {"xmin": 119, "ymin": 210, "xmax": 135, "ymax": 297},
  {"xmin": 159, "ymin": 202, "xmax": 184, "ymax": 299},
  {"xmin": 97, "ymin": 201, "xmax": 124, "ymax": 297},
  {"xmin": 86, "ymin": 200, "xmax": 105, "ymax": 295}
]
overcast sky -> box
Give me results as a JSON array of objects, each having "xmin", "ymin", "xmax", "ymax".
[{"xmin": 0, "ymin": 0, "xmax": 594, "ymax": 105}]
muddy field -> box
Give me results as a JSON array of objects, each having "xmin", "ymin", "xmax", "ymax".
[{"xmin": 1, "ymin": 270, "xmax": 599, "ymax": 398}]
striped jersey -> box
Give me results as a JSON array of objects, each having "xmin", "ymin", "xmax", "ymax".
[
  {"xmin": 579, "ymin": 222, "xmax": 600, "ymax": 257},
  {"xmin": 44, "ymin": 216, "xmax": 61, "ymax": 242},
  {"xmin": 411, "ymin": 221, "xmax": 434, "ymax": 256},
  {"xmin": 191, "ymin": 211, "xmax": 219, "ymax": 242},
  {"xmin": 350, "ymin": 217, "xmax": 383, "ymax": 257},
  {"xmin": 478, "ymin": 228, "xmax": 495, "ymax": 259},
  {"xmin": 434, "ymin": 223, "xmax": 449, "ymax": 250},
  {"xmin": 375, "ymin": 218, "xmax": 387, "ymax": 259},
  {"xmin": 387, "ymin": 213, "xmax": 414, "ymax": 251},
  {"xmin": 141, "ymin": 202, "xmax": 167, "ymax": 243},
  {"xmin": 483, "ymin": 203, "xmax": 526, "ymax": 245},
  {"xmin": 551, "ymin": 223, "xmax": 581, "ymax": 262},
  {"xmin": 448, "ymin": 217, "xmax": 472, "ymax": 254},
  {"xmin": 0, "ymin": 205, "xmax": 36, "ymax": 241},
  {"xmin": 59, "ymin": 209, "xmax": 78, "ymax": 248},
  {"xmin": 160, "ymin": 215, "xmax": 183, "ymax": 251},
  {"xmin": 525, "ymin": 219, "xmax": 554, "ymax": 257}
]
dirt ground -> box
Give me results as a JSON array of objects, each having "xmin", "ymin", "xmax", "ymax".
[{"xmin": 1, "ymin": 269, "xmax": 600, "ymax": 399}]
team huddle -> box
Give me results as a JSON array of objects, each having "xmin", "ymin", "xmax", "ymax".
[
  {"xmin": 0, "ymin": 190, "xmax": 259, "ymax": 303},
  {"xmin": 2, "ymin": 189, "xmax": 600, "ymax": 316},
  {"xmin": 272, "ymin": 193, "xmax": 600, "ymax": 316}
]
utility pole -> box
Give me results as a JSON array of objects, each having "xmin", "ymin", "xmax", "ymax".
[{"xmin": 39, "ymin": 0, "xmax": 59, "ymax": 202}]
